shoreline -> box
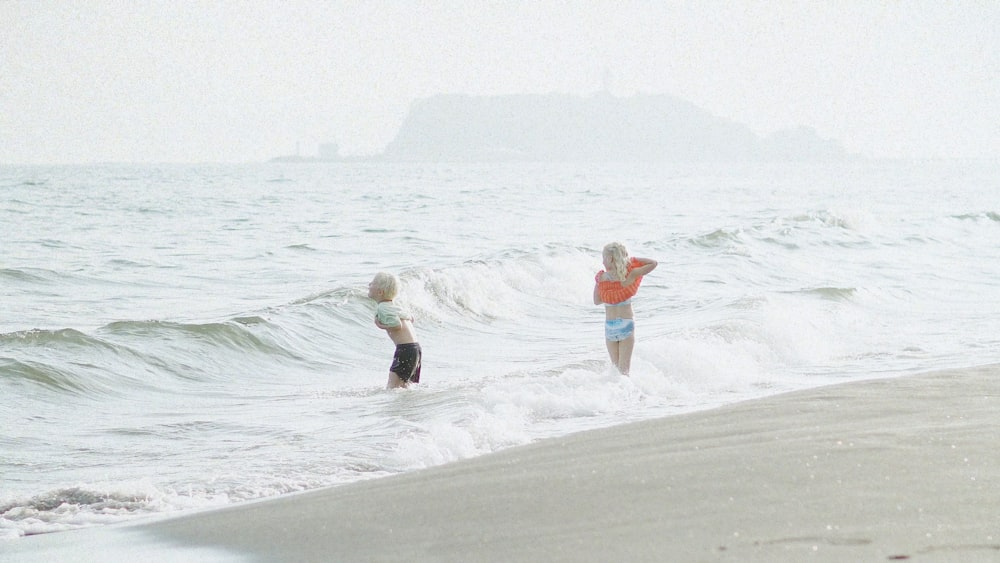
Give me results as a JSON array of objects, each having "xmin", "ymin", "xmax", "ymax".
[{"xmin": 6, "ymin": 364, "xmax": 1000, "ymax": 562}]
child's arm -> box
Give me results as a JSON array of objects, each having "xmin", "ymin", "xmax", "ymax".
[
  {"xmin": 624, "ymin": 257, "xmax": 658, "ymax": 286},
  {"xmin": 593, "ymin": 276, "xmax": 603, "ymax": 305}
]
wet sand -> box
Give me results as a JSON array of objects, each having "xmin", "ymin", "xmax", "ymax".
[{"xmin": 7, "ymin": 365, "xmax": 1000, "ymax": 562}]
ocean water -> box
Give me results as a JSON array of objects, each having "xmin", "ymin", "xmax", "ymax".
[{"xmin": 2, "ymin": 160, "xmax": 999, "ymax": 539}]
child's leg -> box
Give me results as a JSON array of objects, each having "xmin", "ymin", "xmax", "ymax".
[
  {"xmin": 387, "ymin": 371, "xmax": 408, "ymax": 389},
  {"xmin": 605, "ymin": 340, "xmax": 620, "ymax": 370},
  {"xmin": 616, "ymin": 335, "xmax": 635, "ymax": 375}
]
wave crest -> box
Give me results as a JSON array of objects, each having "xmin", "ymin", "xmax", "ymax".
[{"xmin": 101, "ymin": 319, "xmax": 295, "ymax": 357}]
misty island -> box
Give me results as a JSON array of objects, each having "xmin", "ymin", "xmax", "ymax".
[{"xmin": 273, "ymin": 92, "xmax": 849, "ymax": 162}]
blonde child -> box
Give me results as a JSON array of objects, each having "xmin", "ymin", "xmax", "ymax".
[
  {"xmin": 368, "ymin": 272, "xmax": 421, "ymax": 389},
  {"xmin": 593, "ymin": 242, "xmax": 657, "ymax": 375}
]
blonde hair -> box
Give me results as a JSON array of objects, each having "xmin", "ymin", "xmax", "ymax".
[
  {"xmin": 371, "ymin": 272, "xmax": 400, "ymax": 299},
  {"xmin": 603, "ymin": 242, "xmax": 630, "ymax": 281}
]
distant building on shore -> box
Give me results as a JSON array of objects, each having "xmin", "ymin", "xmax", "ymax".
[{"xmin": 318, "ymin": 143, "xmax": 340, "ymax": 160}]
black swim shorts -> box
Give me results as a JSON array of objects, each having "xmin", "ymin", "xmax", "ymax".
[{"xmin": 390, "ymin": 342, "xmax": 422, "ymax": 383}]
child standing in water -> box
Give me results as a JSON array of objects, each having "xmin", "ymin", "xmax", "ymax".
[
  {"xmin": 368, "ymin": 272, "xmax": 421, "ymax": 389},
  {"xmin": 593, "ymin": 242, "xmax": 657, "ymax": 375}
]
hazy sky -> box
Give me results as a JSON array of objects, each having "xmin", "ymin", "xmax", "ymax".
[{"xmin": 3, "ymin": 1, "xmax": 998, "ymax": 164}]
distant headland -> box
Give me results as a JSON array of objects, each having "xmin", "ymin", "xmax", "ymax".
[
  {"xmin": 269, "ymin": 142, "xmax": 344, "ymax": 163},
  {"xmin": 272, "ymin": 92, "xmax": 850, "ymax": 163}
]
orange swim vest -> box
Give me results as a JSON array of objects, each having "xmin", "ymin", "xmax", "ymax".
[{"xmin": 595, "ymin": 257, "xmax": 643, "ymax": 304}]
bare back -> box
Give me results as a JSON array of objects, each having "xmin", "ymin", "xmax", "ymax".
[{"xmin": 375, "ymin": 317, "xmax": 418, "ymax": 345}]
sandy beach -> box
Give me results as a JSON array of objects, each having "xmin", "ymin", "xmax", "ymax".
[{"xmin": 6, "ymin": 364, "xmax": 1000, "ymax": 562}]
